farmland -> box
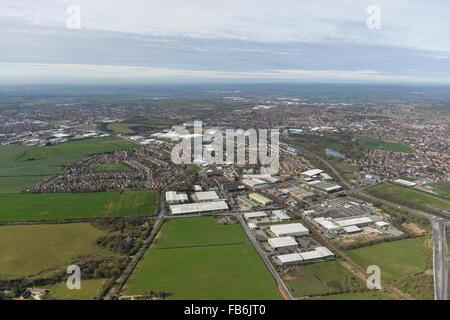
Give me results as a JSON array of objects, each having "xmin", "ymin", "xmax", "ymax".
[
  {"xmin": 345, "ymin": 236, "xmax": 431, "ymax": 281},
  {"xmin": 19, "ymin": 136, "xmax": 137, "ymax": 161},
  {"xmin": 283, "ymin": 260, "xmax": 364, "ymax": 298},
  {"xmin": 0, "ymin": 223, "xmax": 107, "ymax": 278},
  {"xmin": 368, "ymin": 183, "xmax": 450, "ymax": 211},
  {"xmin": 0, "ymin": 190, "xmax": 159, "ymax": 222},
  {"xmin": 0, "ymin": 145, "xmax": 79, "ymax": 193},
  {"xmin": 124, "ymin": 217, "xmax": 282, "ymax": 300}
]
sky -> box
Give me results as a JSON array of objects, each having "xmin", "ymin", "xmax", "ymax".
[{"xmin": 0, "ymin": 0, "xmax": 449, "ymax": 84}]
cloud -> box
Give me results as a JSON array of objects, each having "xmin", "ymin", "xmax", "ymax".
[{"xmin": 1, "ymin": 63, "xmax": 449, "ymax": 84}]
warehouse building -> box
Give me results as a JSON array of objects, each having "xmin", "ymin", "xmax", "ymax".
[
  {"xmin": 244, "ymin": 211, "xmax": 268, "ymax": 221},
  {"xmin": 237, "ymin": 196, "xmax": 258, "ymax": 208},
  {"xmin": 194, "ymin": 191, "xmax": 220, "ymax": 201},
  {"xmin": 342, "ymin": 225, "xmax": 362, "ymax": 234},
  {"xmin": 272, "ymin": 210, "xmax": 291, "ymax": 222},
  {"xmin": 393, "ymin": 179, "xmax": 417, "ymax": 188},
  {"xmin": 314, "ymin": 217, "xmax": 341, "ymax": 232},
  {"xmin": 335, "ymin": 217, "xmax": 372, "ymax": 228},
  {"xmin": 268, "ymin": 236, "xmax": 298, "ymax": 250},
  {"xmin": 276, "ymin": 246, "xmax": 334, "ymax": 264},
  {"xmin": 270, "ymin": 223, "xmax": 309, "ymax": 237},
  {"xmin": 289, "ymin": 188, "xmax": 315, "ymax": 200},
  {"xmin": 249, "ymin": 193, "xmax": 273, "ymax": 206},
  {"xmin": 169, "ymin": 200, "xmax": 228, "ymax": 215},
  {"xmin": 301, "ymin": 169, "xmax": 324, "ymax": 178},
  {"xmin": 165, "ymin": 191, "xmax": 188, "ymax": 203},
  {"xmin": 307, "ymin": 180, "xmax": 342, "ymax": 193}
]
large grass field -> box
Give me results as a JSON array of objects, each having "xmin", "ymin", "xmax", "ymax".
[
  {"xmin": 0, "ymin": 190, "xmax": 158, "ymax": 222},
  {"xmin": 46, "ymin": 279, "xmax": 106, "ymax": 300},
  {"xmin": 369, "ymin": 183, "xmax": 450, "ymax": 211},
  {"xmin": 345, "ymin": 236, "xmax": 431, "ymax": 281},
  {"xmin": 19, "ymin": 136, "xmax": 137, "ymax": 161},
  {"xmin": 0, "ymin": 223, "xmax": 107, "ymax": 278},
  {"xmin": 0, "ymin": 145, "xmax": 79, "ymax": 193},
  {"xmin": 124, "ymin": 217, "xmax": 282, "ymax": 300},
  {"xmin": 431, "ymin": 181, "xmax": 450, "ymax": 199},
  {"xmin": 357, "ymin": 136, "xmax": 413, "ymax": 153},
  {"xmin": 284, "ymin": 260, "xmax": 364, "ymax": 297},
  {"xmin": 94, "ymin": 162, "xmax": 131, "ymax": 172}
]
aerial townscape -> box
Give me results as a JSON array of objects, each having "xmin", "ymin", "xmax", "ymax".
[
  {"xmin": 0, "ymin": 1, "xmax": 449, "ymax": 313},
  {"xmin": 0, "ymin": 85, "xmax": 448, "ymax": 302}
]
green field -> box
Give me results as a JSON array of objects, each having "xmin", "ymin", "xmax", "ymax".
[
  {"xmin": 124, "ymin": 217, "xmax": 282, "ymax": 300},
  {"xmin": 431, "ymin": 181, "xmax": 450, "ymax": 199},
  {"xmin": 0, "ymin": 145, "xmax": 80, "ymax": 193},
  {"xmin": 46, "ymin": 279, "xmax": 106, "ymax": 300},
  {"xmin": 317, "ymin": 291, "xmax": 393, "ymax": 300},
  {"xmin": 0, "ymin": 223, "xmax": 107, "ymax": 278},
  {"xmin": 19, "ymin": 137, "xmax": 137, "ymax": 161},
  {"xmin": 346, "ymin": 237, "xmax": 431, "ymax": 281},
  {"xmin": 0, "ymin": 190, "xmax": 158, "ymax": 222},
  {"xmin": 94, "ymin": 162, "xmax": 131, "ymax": 172},
  {"xmin": 357, "ymin": 136, "xmax": 413, "ymax": 153},
  {"xmin": 284, "ymin": 260, "xmax": 364, "ymax": 297},
  {"xmin": 369, "ymin": 183, "xmax": 450, "ymax": 211}
]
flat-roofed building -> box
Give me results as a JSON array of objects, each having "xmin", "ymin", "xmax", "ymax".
[
  {"xmin": 165, "ymin": 191, "xmax": 188, "ymax": 203},
  {"xmin": 335, "ymin": 217, "xmax": 372, "ymax": 228},
  {"xmin": 393, "ymin": 179, "xmax": 417, "ymax": 187},
  {"xmin": 290, "ymin": 188, "xmax": 315, "ymax": 200},
  {"xmin": 299, "ymin": 246, "xmax": 335, "ymax": 262},
  {"xmin": 244, "ymin": 211, "xmax": 268, "ymax": 220},
  {"xmin": 342, "ymin": 225, "xmax": 362, "ymax": 234},
  {"xmin": 272, "ymin": 210, "xmax": 291, "ymax": 222},
  {"xmin": 268, "ymin": 236, "xmax": 298, "ymax": 250},
  {"xmin": 301, "ymin": 169, "xmax": 324, "ymax": 177},
  {"xmin": 249, "ymin": 193, "xmax": 273, "ymax": 206},
  {"xmin": 270, "ymin": 223, "xmax": 309, "ymax": 237},
  {"xmin": 276, "ymin": 253, "xmax": 303, "ymax": 264},
  {"xmin": 314, "ymin": 217, "xmax": 341, "ymax": 232},
  {"xmin": 169, "ymin": 200, "xmax": 228, "ymax": 215},
  {"xmin": 307, "ymin": 180, "xmax": 342, "ymax": 193},
  {"xmin": 194, "ymin": 191, "xmax": 220, "ymax": 201}
]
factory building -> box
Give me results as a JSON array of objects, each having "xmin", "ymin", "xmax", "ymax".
[
  {"xmin": 342, "ymin": 225, "xmax": 362, "ymax": 234},
  {"xmin": 276, "ymin": 246, "xmax": 335, "ymax": 264},
  {"xmin": 335, "ymin": 217, "xmax": 372, "ymax": 228},
  {"xmin": 249, "ymin": 193, "xmax": 273, "ymax": 206},
  {"xmin": 270, "ymin": 223, "xmax": 309, "ymax": 237},
  {"xmin": 194, "ymin": 191, "xmax": 220, "ymax": 201},
  {"xmin": 165, "ymin": 191, "xmax": 188, "ymax": 203},
  {"xmin": 314, "ymin": 217, "xmax": 341, "ymax": 232},
  {"xmin": 169, "ymin": 200, "xmax": 228, "ymax": 215},
  {"xmin": 244, "ymin": 211, "xmax": 268, "ymax": 221},
  {"xmin": 268, "ymin": 236, "xmax": 298, "ymax": 250},
  {"xmin": 307, "ymin": 180, "xmax": 342, "ymax": 193},
  {"xmin": 272, "ymin": 210, "xmax": 291, "ymax": 222}
]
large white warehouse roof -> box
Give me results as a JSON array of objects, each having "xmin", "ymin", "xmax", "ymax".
[
  {"xmin": 165, "ymin": 191, "xmax": 188, "ymax": 202},
  {"xmin": 335, "ymin": 217, "xmax": 372, "ymax": 227},
  {"xmin": 270, "ymin": 223, "xmax": 309, "ymax": 237},
  {"xmin": 195, "ymin": 191, "xmax": 220, "ymax": 201},
  {"xmin": 268, "ymin": 236, "xmax": 298, "ymax": 249},
  {"xmin": 169, "ymin": 200, "xmax": 228, "ymax": 215}
]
